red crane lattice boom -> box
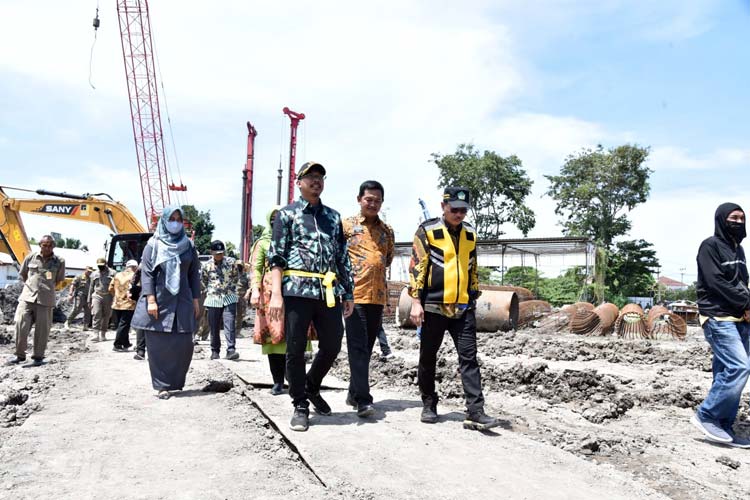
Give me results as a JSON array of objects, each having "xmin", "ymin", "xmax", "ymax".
[
  {"xmin": 117, "ymin": 0, "xmax": 185, "ymax": 229},
  {"xmin": 283, "ymin": 107, "xmax": 305, "ymax": 204}
]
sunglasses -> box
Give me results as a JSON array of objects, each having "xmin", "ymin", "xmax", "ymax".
[
  {"xmin": 301, "ymin": 174, "xmax": 326, "ymax": 182},
  {"xmin": 450, "ymin": 207, "xmax": 468, "ymax": 214}
]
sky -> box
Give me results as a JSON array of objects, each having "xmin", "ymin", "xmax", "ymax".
[{"xmin": 1, "ymin": 0, "xmax": 749, "ymax": 284}]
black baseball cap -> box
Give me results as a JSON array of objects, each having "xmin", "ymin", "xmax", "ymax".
[
  {"xmin": 443, "ymin": 186, "xmax": 471, "ymax": 209},
  {"xmin": 297, "ymin": 161, "xmax": 326, "ymax": 180},
  {"xmin": 210, "ymin": 240, "xmax": 225, "ymax": 253}
]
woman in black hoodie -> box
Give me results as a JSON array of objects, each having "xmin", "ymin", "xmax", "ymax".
[{"xmin": 691, "ymin": 202, "xmax": 750, "ymax": 447}]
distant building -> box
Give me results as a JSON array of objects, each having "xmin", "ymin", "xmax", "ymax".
[
  {"xmin": 0, "ymin": 247, "xmax": 98, "ymax": 287},
  {"xmin": 0, "ymin": 253, "xmax": 19, "ymax": 288},
  {"xmin": 657, "ymin": 276, "xmax": 689, "ymax": 291}
]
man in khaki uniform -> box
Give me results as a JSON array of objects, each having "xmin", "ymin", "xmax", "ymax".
[
  {"xmin": 64, "ymin": 266, "xmax": 93, "ymax": 330},
  {"xmin": 7, "ymin": 235, "xmax": 66, "ymax": 367},
  {"xmin": 89, "ymin": 257, "xmax": 115, "ymax": 342}
]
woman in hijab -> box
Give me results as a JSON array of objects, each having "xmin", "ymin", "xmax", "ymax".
[
  {"xmin": 131, "ymin": 205, "xmax": 201, "ymax": 399},
  {"xmin": 247, "ymin": 207, "xmax": 314, "ymax": 395}
]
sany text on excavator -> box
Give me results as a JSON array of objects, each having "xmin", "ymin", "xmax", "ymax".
[{"xmin": 0, "ymin": 186, "xmax": 153, "ymax": 272}]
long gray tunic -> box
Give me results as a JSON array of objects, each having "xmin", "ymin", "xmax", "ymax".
[{"xmin": 131, "ymin": 241, "xmax": 201, "ymax": 334}]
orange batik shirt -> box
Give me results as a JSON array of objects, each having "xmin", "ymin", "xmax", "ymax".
[{"xmin": 343, "ymin": 214, "xmax": 395, "ymax": 305}]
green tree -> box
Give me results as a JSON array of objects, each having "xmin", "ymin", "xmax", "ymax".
[
  {"xmin": 663, "ymin": 283, "xmax": 697, "ymax": 302},
  {"xmin": 51, "ymin": 235, "xmax": 81, "ymax": 249},
  {"xmin": 606, "ymin": 239, "xmax": 659, "ymax": 298},
  {"xmin": 477, "ymin": 266, "xmax": 493, "ymax": 284},
  {"xmin": 64, "ymin": 238, "xmax": 81, "ymax": 249},
  {"xmin": 545, "ymin": 144, "xmax": 651, "ymax": 249},
  {"xmin": 502, "ymin": 266, "xmax": 542, "ymax": 291},
  {"xmin": 181, "ymin": 205, "xmax": 215, "ymax": 254},
  {"xmin": 224, "ymin": 241, "xmax": 239, "ymax": 259},
  {"xmin": 537, "ymin": 267, "xmax": 588, "ymax": 306},
  {"xmin": 432, "ymin": 143, "xmax": 535, "ymax": 238},
  {"xmin": 253, "ymin": 224, "xmax": 265, "ymax": 241}
]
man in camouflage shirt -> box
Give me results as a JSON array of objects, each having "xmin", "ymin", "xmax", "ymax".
[
  {"xmin": 7, "ymin": 235, "xmax": 66, "ymax": 367},
  {"xmin": 201, "ymin": 240, "xmax": 246, "ymax": 360},
  {"xmin": 64, "ymin": 266, "xmax": 93, "ymax": 330},
  {"xmin": 268, "ymin": 161, "xmax": 354, "ymax": 432}
]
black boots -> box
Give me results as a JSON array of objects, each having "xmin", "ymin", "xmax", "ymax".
[
  {"xmin": 420, "ymin": 394, "xmax": 439, "ymax": 424},
  {"xmin": 463, "ymin": 409, "xmax": 500, "ymax": 431}
]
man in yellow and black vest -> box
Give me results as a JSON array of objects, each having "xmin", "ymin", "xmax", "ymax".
[{"xmin": 408, "ymin": 186, "xmax": 499, "ymax": 431}]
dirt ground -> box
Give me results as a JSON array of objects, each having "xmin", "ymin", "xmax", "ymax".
[{"xmin": 1, "ymin": 317, "xmax": 749, "ymax": 499}]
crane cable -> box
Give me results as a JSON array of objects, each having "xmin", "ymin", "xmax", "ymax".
[
  {"xmin": 88, "ymin": 3, "xmax": 100, "ymax": 90},
  {"xmin": 150, "ymin": 17, "xmax": 189, "ymax": 208}
]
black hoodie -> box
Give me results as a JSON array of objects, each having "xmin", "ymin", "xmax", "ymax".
[{"xmin": 696, "ymin": 202, "xmax": 750, "ymax": 318}]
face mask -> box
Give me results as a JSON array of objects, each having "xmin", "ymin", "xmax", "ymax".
[
  {"xmin": 726, "ymin": 221, "xmax": 746, "ymax": 240},
  {"xmin": 98, "ymin": 266, "xmax": 106, "ymax": 271},
  {"xmin": 166, "ymin": 220, "xmax": 183, "ymax": 234}
]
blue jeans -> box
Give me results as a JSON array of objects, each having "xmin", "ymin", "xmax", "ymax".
[{"xmin": 697, "ymin": 319, "xmax": 750, "ymax": 428}]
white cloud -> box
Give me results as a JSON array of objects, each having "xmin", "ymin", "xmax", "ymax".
[{"xmin": 650, "ymin": 146, "xmax": 750, "ymax": 171}]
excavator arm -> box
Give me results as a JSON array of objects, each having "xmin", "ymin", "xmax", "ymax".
[{"xmin": 0, "ymin": 187, "xmax": 148, "ymax": 266}]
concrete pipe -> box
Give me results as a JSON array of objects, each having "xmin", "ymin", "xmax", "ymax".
[
  {"xmin": 480, "ymin": 285, "xmax": 534, "ymax": 302},
  {"xmin": 647, "ymin": 305, "xmax": 687, "ymax": 341},
  {"xmin": 518, "ymin": 300, "xmax": 552, "ymax": 327},
  {"xmin": 570, "ymin": 302, "xmax": 619, "ymax": 336},
  {"xmin": 396, "ymin": 287, "xmax": 519, "ymax": 332},
  {"xmin": 615, "ymin": 303, "xmax": 649, "ymax": 340}
]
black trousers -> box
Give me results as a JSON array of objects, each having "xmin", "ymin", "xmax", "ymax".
[
  {"xmin": 135, "ymin": 329, "xmax": 146, "ymax": 355},
  {"xmin": 268, "ymin": 354, "xmax": 286, "ymax": 385},
  {"xmin": 344, "ymin": 304, "xmax": 384, "ymax": 405},
  {"xmin": 418, "ymin": 309, "xmax": 485, "ymax": 413},
  {"xmin": 113, "ymin": 309, "xmax": 134, "ymax": 348},
  {"xmin": 284, "ymin": 296, "xmax": 344, "ymax": 408}
]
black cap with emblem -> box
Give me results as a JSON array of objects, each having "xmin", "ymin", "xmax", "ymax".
[
  {"xmin": 210, "ymin": 240, "xmax": 225, "ymax": 253},
  {"xmin": 442, "ymin": 186, "xmax": 471, "ymax": 209},
  {"xmin": 297, "ymin": 161, "xmax": 326, "ymax": 180}
]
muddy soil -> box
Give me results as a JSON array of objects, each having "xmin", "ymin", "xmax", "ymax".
[
  {"xmin": 2, "ymin": 315, "xmax": 750, "ymax": 499},
  {"xmin": 0, "ymin": 324, "xmax": 375, "ymax": 500},
  {"xmin": 329, "ymin": 324, "xmax": 750, "ymax": 500}
]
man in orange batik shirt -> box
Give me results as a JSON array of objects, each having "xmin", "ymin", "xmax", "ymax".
[{"xmin": 343, "ymin": 180, "xmax": 395, "ymax": 419}]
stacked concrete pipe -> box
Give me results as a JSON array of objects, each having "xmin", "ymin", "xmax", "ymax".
[{"xmin": 396, "ymin": 287, "xmax": 519, "ymax": 332}]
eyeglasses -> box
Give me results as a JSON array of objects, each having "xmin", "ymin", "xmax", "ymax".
[
  {"xmin": 450, "ymin": 207, "xmax": 468, "ymax": 214},
  {"xmin": 302, "ymin": 174, "xmax": 326, "ymax": 182}
]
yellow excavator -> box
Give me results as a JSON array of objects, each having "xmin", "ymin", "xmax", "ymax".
[{"xmin": 0, "ymin": 186, "xmax": 153, "ymax": 273}]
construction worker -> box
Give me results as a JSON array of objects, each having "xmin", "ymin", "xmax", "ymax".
[
  {"xmin": 408, "ymin": 187, "xmax": 500, "ymax": 431},
  {"xmin": 64, "ymin": 266, "xmax": 93, "ymax": 330},
  {"xmin": 6, "ymin": 235, "xmax": 66, "ymax": 367},
  {"xmin": 201, "ymin": 240, "xmax": 242, "ymax": 360},
  {"xmin": 343, "ymin": 180, "xmax": 395, "ymax": 418},
  {"xmin": 109, "ymin": 259, "xmax": 138, "ymax": 352},
  {"xmin": 89, "ymin": 257, "xmax": 115, "ymax": 342},
  {"xmin": 268, "ymin": 161, "xmax": 355, "ymax": 432}
]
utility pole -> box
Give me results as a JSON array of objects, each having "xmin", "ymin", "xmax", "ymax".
[
  {"xmin": 656, "ymin": 266, "xmax": 661, "ymax": 303},
  {"xmin": 679, "ymin": 267, "xmax": 686, "ymax": 288}
]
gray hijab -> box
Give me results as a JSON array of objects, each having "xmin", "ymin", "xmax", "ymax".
[{"xmin": 150, "ymin": 205, "xmax": 191, "ymax": 295}]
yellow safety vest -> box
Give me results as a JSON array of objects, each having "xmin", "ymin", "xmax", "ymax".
[{"xmin": 423, "ymin": 221, "xmax": 476, "ymax": 305}]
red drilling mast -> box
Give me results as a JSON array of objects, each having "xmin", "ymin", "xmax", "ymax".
[
  {"xmin": 240, "ymin": 122, "xmax": 257, "ymax": 262},
  {"xmin": 283, "ymin": 107, "xmax": 305, "ymax": 204},
  {"xmin": 117, "ymin": 0, "xmax": 186, "ymax": 229}
]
